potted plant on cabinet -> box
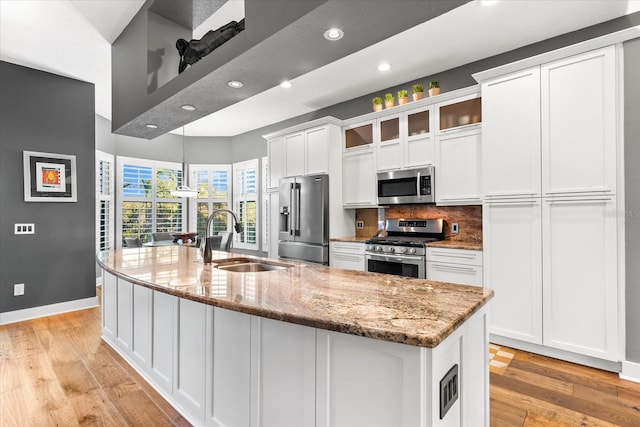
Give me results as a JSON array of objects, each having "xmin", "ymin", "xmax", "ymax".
[
  {"xmin": 372, "ymin": 96, "xmax": 383, "ymax": 112},
  {"xmin": 397, "ymin": 89, "xmax": 409, "ymax": 105},
  {"xmin": 412, "ymin": 84, "xmax": 424, "ymax": 101},
  {"xmin": 428, "ymin": 81, "xmax": 440, "ymax": 97},
  {"xmin": 384, "ymin": 93, "xmax": 395, "ymax": 109}
]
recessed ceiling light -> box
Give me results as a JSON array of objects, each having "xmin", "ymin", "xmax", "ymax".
[
  {"xmin": 377, "ymin": 63, "xmax": 391, "ymax": 72},
  {"xmin": 227, "ymin": 80, "xmax": 243, "ymax": 88},
  {"xmin": 145, "ymin": 124, "xmax": 158, "ymax": 129},
  {"xmin": 280, "ymin": 81, "xmax": 292, "ymax": 89},
  {"xmin": 181, "ymin": 104, "xmax": 196, "ymax": 111},
  {"xmin": 323, "ymin": 27, "xmax": 344, "ymax": 41}
]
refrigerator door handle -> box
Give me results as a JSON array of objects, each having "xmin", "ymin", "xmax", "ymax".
[
  {"xmin": 294, "ymin": 185, "xmax": 301, "ymax": 234},
  {"xmin": 289, "ymin": 184, "xmax": 295, "ymax": 236}
]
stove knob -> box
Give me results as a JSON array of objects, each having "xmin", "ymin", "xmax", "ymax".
[
  {"xmin": 409, "ymin": 248, "xmax": 417, "ymax": 254},
  {"xmin": 366, "ymin": 245, "xmax": 374, "ymax": 251},
  {"xmin": 396, "ymin": 247, "xmax": 407, "ymax": 254},
  {"xmin": 388, "ymin": 247, "xmax": 395, "ymax": 253},
  {"xmin": 376, "ymin": 246, "xmax": 383, "ymax": 252}
]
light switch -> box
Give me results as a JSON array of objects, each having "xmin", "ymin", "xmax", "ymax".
[{"xmin": 14, "ymin": 223, "xmax": 35, "ymax": 235}]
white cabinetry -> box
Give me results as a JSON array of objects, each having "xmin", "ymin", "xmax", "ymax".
[
  {"xmin": 376, "ymin": 107, "xmax": 434, "ymax": 172},
  {"xmin": 542, "ymin": 196, "xmax": 618, "ymax": 361},
  {"xmin": 102, "ymin": 271, "xmax": 117, "ymax": 342},
  {"xmin": 483, "ymin": 199, "xmax": 542, "ymax": 344},
  {"xmin": 342, "ymin": 149, "xmax": 377, "ymax": 207},
  {"xmin": 482, "ymin": 67, "xmax": 541, "ymax": 199},
  {"xmin": 477, "ymin": 45, "xmax": 621, "ymax": 363},
  {"xmin": 426, "ymin": 248, "xmax": 483, "ymax": 286},
  {"xmin": 541, "ymin": 47, "xmax": 617, "ymax": 196},
  {"xmin": 251, "ymin": 317, "xmax": 316, "ymax": 427},
  {"xmin": 264, "ymin": 117, "xmax": 354, "ymax": 256},
  {"xmin": 329, "ymin": 241, "xmax": 365, "ymax": 271},
  {"xmin": 434, "ymin": 91, "xmax": 482, "ymax": 205}
]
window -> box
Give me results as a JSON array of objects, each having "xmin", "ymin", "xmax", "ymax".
[
  {"xmin": 117, "ymin": 156, "xmax": 185, "ymax": 246},
  {"xmin": 233, "ymin": 159, "xmax": 259, "ymax": 250},
  {"xmin": 189, "ymin": 164, "xmax": 232, "ymax": 238},
  {"xmin": 96, "ymin": 151, "xmax": 114, "ymax": 252}
]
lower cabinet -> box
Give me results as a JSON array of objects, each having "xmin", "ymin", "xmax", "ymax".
[
  {"xmin": 329, "ymin": 241, "xmax": 365, "ymax": 271},
  {"xmin": 426, "ymin": 247, "xmax": 483, "ymax": 286},
  {"xmin": 483, "ymin": 196, "xmax": 620, "ymax": 363},
  {"xmin": 101, "ymin": 270, "xmax": 489, "ymax": 426}
]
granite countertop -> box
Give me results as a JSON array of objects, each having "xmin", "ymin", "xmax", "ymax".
[
  {"xmin": 426, "ymin": 240, "xmax": 483, "ymax": 251},
  {"xmin": 97, "ymin": 247, "xmax": 492, "ymax": 348},
  {"xmin": 330, "ymin": 236, "xmax": 370, "ymax": 243}
]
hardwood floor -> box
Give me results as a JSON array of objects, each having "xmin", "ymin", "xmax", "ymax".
[
  {"xmin": 2, "ymin": 299, "xmax": 640, "ymax": 426},
  {"xmin": 0, "ymin": 303, "xmax": 189, "ymax": 426}
]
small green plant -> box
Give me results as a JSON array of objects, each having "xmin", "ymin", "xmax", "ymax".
[
  {"xmin": 372, "ymin": 96, "xmax": 382, "ymax": 105},
  {"xmin": 412, "ymin": 84, "xmax": 424, "ymax": 93},
  {"xmin": 429, "ymin": 80, "xmax": 440, "ymax": 89},
  {"xmin": 384, "ymin": 93, "xmax": 394, "ymax": 102},
  {"xmin": 397, "ymin": 89, "xmax": 408, "ymax": 98}
]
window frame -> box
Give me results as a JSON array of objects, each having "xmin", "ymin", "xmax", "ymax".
[
  {"xmin": 96, "ymin": 150, "xmax": 115, "ymax": 252},
  {"xmin": 232, "ymin": 158, "xmax": 259, "ymax": 250},
  {"xmin": 116, "ymin": 156, "xmax": 186, "ymax": 247},
  {"xmin": 188, "ymin": 164, "xmax": 233, "ymax": 238}
]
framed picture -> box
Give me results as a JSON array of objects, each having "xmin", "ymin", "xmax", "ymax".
[{"xmin": 23, "ymin": 150, "xmax": 77, "ymax": 202}]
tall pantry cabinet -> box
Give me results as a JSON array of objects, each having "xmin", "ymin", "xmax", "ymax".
[{"xmin": 480, "ymin": 45, "xmax": 621, "ymax": 362}]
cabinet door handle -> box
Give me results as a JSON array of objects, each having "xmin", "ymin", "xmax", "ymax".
[
  {"xmin": 485, "ymin": 200, "xmax": 538, "ymax": 206},
  {"xmin": 545, "ymin": 190, "xmax": 612, "ymax": 195},
  {"xmin": 485, "ymin": 192, "xmax": 537, "ymax": 198},
  {"xmin": 438, "ymin": 197, "xmax": 480, "ymax": 201},
  {"xmin": 545, "ymin": 198, "xmax": 611, "ymax": 204},
  {"xmin": 431, "ymin": 264, "xmax": 477, "ymax": 273},
  {"xmin": 429, "ymin": 251, "xmax": 477, "ymax": 260}
]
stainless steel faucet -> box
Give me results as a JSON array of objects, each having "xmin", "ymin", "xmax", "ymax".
[{"xmin": 201, "ymin": 208, "xmax": 243, "ymax": 263}]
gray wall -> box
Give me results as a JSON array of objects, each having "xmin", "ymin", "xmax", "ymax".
[
  {"xmin": 0, "ymin": 61, "xmax": 96, "ymax": 313},
  {"xmin": 624, "ymin": 37, "xmax": 640, "ymax": 364}
]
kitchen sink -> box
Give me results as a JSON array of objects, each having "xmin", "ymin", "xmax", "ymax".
[{"xmin": 213, "ymin": 258, "xmax": 293, "ymax": 273}]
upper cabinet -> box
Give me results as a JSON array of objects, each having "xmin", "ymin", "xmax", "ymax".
[
  {"xmin": 265, "ymin": 118, "xmax": 342, "ymax": 190},
  {"xmin": 541, "ymin": 46, "xmax": 617, "ymax": 196},
  {"xmin": 482, "ymin": 68, "xmax": 542, "ymax": 199},
  {"xmin": 434, "ymin": 90, "xmax": 482, "ymax": 205},
  {"xmin": 377, "ymin": 107, "xmax": 434, "ymax": 172},
  {"xmin": 344, "ymin": 121, "xmax": 374, "ymax": 151}
]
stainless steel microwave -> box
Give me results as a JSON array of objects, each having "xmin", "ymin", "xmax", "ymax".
[{"xmin": 377, "ymin": 166, "xmax": 435, "ymax": 205}]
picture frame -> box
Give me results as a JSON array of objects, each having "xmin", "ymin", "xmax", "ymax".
[{"xmin": 23, "ymin": 150, "xmax": 77, "ymax": 202}]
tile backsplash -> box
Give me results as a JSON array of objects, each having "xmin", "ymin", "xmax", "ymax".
[{"xmin": 355, "ymin": 205, "xmax": 482, "ymax": 242}]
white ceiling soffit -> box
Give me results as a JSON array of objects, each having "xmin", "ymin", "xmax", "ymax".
[
  {"xmin": 182, "ymin": 0, "xmax": 640, "ymax": 137},
  {"xmin": 0, "ymin": 0, "xmax": 144, "ymax": 120}
]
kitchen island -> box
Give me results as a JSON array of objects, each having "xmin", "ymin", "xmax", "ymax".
[{"xmin": 97, "ymin": 246, "xmax": 493, "ymax": 427}]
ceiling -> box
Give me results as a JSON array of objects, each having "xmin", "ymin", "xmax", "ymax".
[{"xmin": 1, "ymin": 0, "xmax": 640, "ymax": 138}]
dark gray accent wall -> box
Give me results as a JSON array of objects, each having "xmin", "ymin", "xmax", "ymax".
[
  {"xmin": 0, "ymin": 61, "xmax": 96, "ymax": 313},
  {"xmin": 624, "ymin": 37, "xmax": 640, "ymax": 364}
]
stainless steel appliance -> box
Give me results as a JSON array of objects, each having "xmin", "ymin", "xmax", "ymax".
[
  {"xmin": 279, "ymin": 174, "xmax": 329, "ymax": 264},
  {"xmin": 377, "ymin": 166, "xmax": 435, "ymax": 205},
  {"xmin": 365, "ymin": 218, "xmax": 444, "ymax": 279}
]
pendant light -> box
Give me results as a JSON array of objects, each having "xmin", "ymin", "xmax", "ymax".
[{"xmin": 171, "ymin": 126, "xmax": 198, "ymax": 198}]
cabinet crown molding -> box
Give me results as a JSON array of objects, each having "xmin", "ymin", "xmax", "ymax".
[
  {"xmin": 472, "ymin": 25, "xmax": 640, "ymax": 83},
  {"xmin": 262, "ymin": 116, "xmax": 342, "ymax": 140}
]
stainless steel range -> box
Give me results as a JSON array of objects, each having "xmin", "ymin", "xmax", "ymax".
[{"xmin": 365, "ymin": 218, "xmax": 444, "ymax": 279}]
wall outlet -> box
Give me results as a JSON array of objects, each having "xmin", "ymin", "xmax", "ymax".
[
  {"xmin": 356, "ymin": 220, "xmax": 364, "ymax": 229},
  {"xmin": 14, "ymin": 283, "xmax": 24, "ymax": 296},
  {"xmin": 14, "ymin": 223, "xmax": 35, "ymax": 235},
  {"xmin": 451, "ymin": 223, "xmax": 459, "ymax": 234}
]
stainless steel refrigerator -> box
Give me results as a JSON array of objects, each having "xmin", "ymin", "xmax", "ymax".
[{"xmin": 278, "ymin": 174, "xmax": 329, "ymax": 264}]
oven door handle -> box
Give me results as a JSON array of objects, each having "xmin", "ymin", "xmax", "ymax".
[{"xmin": 366, "ymin": 253, "xmax": 424, "ymax": 263}]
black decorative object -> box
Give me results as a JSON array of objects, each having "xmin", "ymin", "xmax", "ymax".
[{"xmin": 176, "ymin": 19, "xmax": 245, "ymax": 74}]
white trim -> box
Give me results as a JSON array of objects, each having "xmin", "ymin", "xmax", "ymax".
[
  {"xmin": 620, "ymin": 360, "xmax": 640, "ymax": 383},
  {"xmin": 262, "ymin": 116, "xmax": 342, "ymax": 140},
  {"xmin": 0, "ymin": 297, "xmax": 98, "ymax": 325},
  {"xmin": 473, "ymin": 25, "xmax": 640, "ymax": 83},
  {"xmin": 490, "ymin": 334, "xmax": 621, "ymax": 373}
]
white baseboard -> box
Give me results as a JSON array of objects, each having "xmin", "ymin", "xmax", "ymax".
[
  {"xmin": 490, "ymin": 334, "xmax": 621, "ymax": 373},
  {"xmin": 0, "ymin": 297, "xmax": 99, "ymax": 325},
  {"xmin": 620, "ymin": 360, "xmax": 640, "ymax": 383}
]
